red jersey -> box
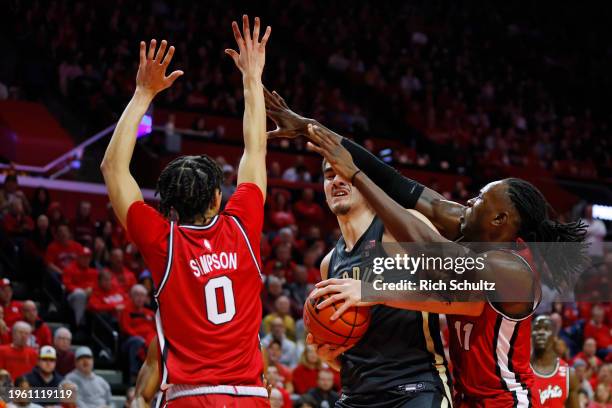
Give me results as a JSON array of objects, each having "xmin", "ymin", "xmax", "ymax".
[
  {"xmin": 2, "ymin": 300, "xmax": 23, "ymax": 328},
  {"xmin": 448, "ymin": 244, "xmax": 540, "ymax": 407},
  {"xmin": 62, "ymin": 261, "xmax": 98, "ymax": 293},
  {"xmin": 531, "ymin": 359, "xmax": 569, "ymax": 408},
  {"xmin": 45, "ymin": 240, "xmax": 82, "ymax": 270},
  {"xmin": 0, "ymin": 344, "xmax": 38, "ymax": 379},
  {"xmin": 119, "ymin": 302, "xmax": 156, "ymax": 344},
  {"xmin": 127, "ymin": 183, "xmax": 265, "ymax": 389}
]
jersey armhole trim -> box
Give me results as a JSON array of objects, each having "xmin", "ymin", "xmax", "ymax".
[
  {"xmin": 229, "ymin": 216, "xmax": 263, "ymax": 281},
  {"xmin": 154, "ymin": 221, "xmax": 174, "ymax": 298}
]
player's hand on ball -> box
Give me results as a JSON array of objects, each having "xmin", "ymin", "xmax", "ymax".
[
  {"xmin": 306, "ymin": 333, "xmax": 347, "ymax": 371},
  {"xmin": 136, "ymin": 39, "xmax": 183, "ymax": 98},
  {"xmin": 306, "ymin": 124, "xmax": 360, "ymax": 182},
  {"xmin": 313, "ymin": 278, "xmax": 376, "ymax": 321},
  {"xmin": 225, "ymin": 15, "xmax": 271, "ymax": 78},
  {"xmin": 264, "ymin": 87, "xmax": 309, "ymax": 139}
]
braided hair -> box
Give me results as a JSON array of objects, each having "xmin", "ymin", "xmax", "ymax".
[
  {"xmin": 156, "ymin": 155, "xmax": 223, "ymax": 224},
  {"xmin": 505, "ymin": 178, "xmax": 588, "ymax": 289}
]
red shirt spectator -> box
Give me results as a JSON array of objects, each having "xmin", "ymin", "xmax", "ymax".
[
  {"xmin": 21, "ymin": 301, "xmax": 52, "ymax": 348},
  {"xmin": 292, "ymin": 346, "xmax": 322, "ymax": 394},
  {"xmin": 107, "ymin": 248, "xmax": 137, "ymax": 293},
  {"xmin": 293, "ymin": 188, "xmax": 324, "ymax": 230},
  {"xmin": 264, "ymin": 243, "xmax": 297, "ymax": 283},
  {"xmin": 63, "ymin": 247, "xmax": 98, "ymax": 294},
  {"xmin": 268, "ymin": 191, "xmax": 296, "ymax": 229},
  {"xmin": 0, "ymin": 279, "xmax": 23, "ymax": 328},
  {"xmin": 119, "ymin": 286, "xmax": 156, "ymax": 344},
  {"xmin": 72, "ymin": 201, "xmax": 96, "ymax": 246},
  {"xmin": 88, "ymin": 270, "xmax": 127, "ymax": 316},
  {"xmin": 45, "ymin": 225, "xmax": 82, "ymax": 273},
  {"xmin": 303, "ymin": 249, "xmax": 322, "ymax": 284},
  {"xmin": 0, "ymin": 321, "xmax": 38, "ymax": 379},
  {"xmin": 0, "ymin": 306, "xmax": 11, "ymax": 344},
  {"xmin": 2, "ymin": 197, "xmax": 34, "ymax": 237},
  {"xmin": 573, "ymin": 338, "xmax": 603, "ymax": 371},
  {"xmin": 584, "ymin": 306, "xmax": 612, "ymax": 353}
]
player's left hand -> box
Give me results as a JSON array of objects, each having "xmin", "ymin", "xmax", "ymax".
[
  {"xmin": 306, "ymin": 124, "xmax": 360, "ymax": 182},
  {"xmin": 225, "ymin": 15, "xmax": 271, "ymax": 79},
  {"xmin": 306, "ymin": 333, "xmax": 348, "ymax": 371},
  {"xmin": 312, "ymin": 278, "xmax": 376, "ymax": 321},
  {"xmin": 135, "ymin": 39, "xmax": 184, "ymax": 98}
]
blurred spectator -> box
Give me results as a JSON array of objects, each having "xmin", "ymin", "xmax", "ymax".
[
  {"xmin": 268, "ymin": 387, "xmax": 286, "ymax": 408},
  {"xmin": 263, "ymin": 296, "xmax": 296, "ymax": 340},
  {"xmin": 0, "ymin": 321, "xmax": 38, "ymax": 379},
  {"xmin": 30, "ymin": 188, "xmax": 51, "ymax": 220},
  {"xmin": 92, "ymin": 237, "xmax": 110, "ymax": 269},
  {"xmin": 124, "ymin": 386, "xmax": 135, "ymax": 408},
  {"xmin": 7, "ymin": 376, "xmax": 44, "ymax": 408},
  {"xmin": 305, "ymin": 369, "xmax": 339, "ymax": 408},
  {"xmin": 53, "ymin": 328, "xmax": 75, "ymax": 376},
  {"xmin": 46, "ymin": 202, "xmax": 67, "ymax": 236},
  {"xmin": 0, "ymin": 279, "xmax": 23, "ymax": 328},
  {"xmin": 220, "ymin": 164, "xmax": 236, "ymax": 209},
  {"xmin": 292, "ymin": 345, "xmax": 322, "ymax": 395},
  {"xmin": 87, "ymin": 270, "xmax": 126, "ymax": 318},
  {"xmin": 261, "ymin": 276, "xmax": 284, "ymax": 317},
  {"xmin": 574, "ymin": 338, "xmax": 604, "ymax": 372},
  {"xmin": 45, "ymin": 225, "xmax": 82, "ymax": 275},
  {"xmin": 293, "ymin": 188, "xmax": 324, "ymax": 229},
  {"xmin": 264, "ymin": 340, "xmax": 294, "ymax": 393},
  {"xmin": 64, "ymin": 347, "xmax": 112, "ymax": 408},
  {"xmin": 589, "ymin": 383, "xmax": 611, "ymax": 407},
  {"xmin": 0, "ymin": 307, "xmax": 10, "ymax": 344},
  {"xmin": 287, "ymin": 265, "xmax": 312, "ymax": 317},
  {"xmin": 268, "ymin": 191, "xmax": 296, "ymax": 229},
  {"xmin": 303, "ymin": 248, "xmax": 323, "ymax": 284},
  {"xmin": 261, "ymin": 317, "xmax": 298, "ymax": 368},
  {"xmin": 264, "ymin": 243, "xmax": 296, "ymax": 284},
  {"xmin": 29, "ymin": 215, "xmax": 53, "ymax": 254},
  {"xmin": 63, "ymin": 247, "xmax": 98, "ymax": 327},
  {"xmin": 21, "ymin": 301, "xmax": 51, "ymax": 348},
  {"xmin": 574, "ymin": 359, "xmax": 595, "ymax": 400},
  {"xmin": 582, "ymin": 205, "xmax": 607, "ymax": 260},
  {"xmin": 282, "ymin": 156, "xmax": 311, "ymax": 183},
  {"xmin": 119, "ymin": 284, "xmax": 155, "ymax": 382},
  {"xmin": 0, "ymin": 369, "xmax": 12, "ymax": 399},
  {"xmin": 107, "ymin": 248, "xmax": 136, "ymax": 293},
  {"xmin": 0, "ymin": 174, "xmax": 29, "ymax": 215},
  {"xmin": 584, "ymin": 305, "xmax": 612, "ymax": 358},
  {"xmin": 2, "ymin": 198, "xmax": 34, "ymax": 238},
  {"xmin": 25, "ymin": 346, "xmax": 63, "ymax": 390},
  {"xmin": 72, "ymin": 201, "xmax": 95, "ymax": 247}
]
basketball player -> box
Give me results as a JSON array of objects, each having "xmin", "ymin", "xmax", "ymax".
[
  {"xmin": 303, "ymin": 123, "xmax": 587, "ymax": 407},
  {"xmin": 264, "ymin": 91, "xmax": 586, "ymax": 407},
  {"xmin": 101, "ymin": 15, "xmax": 271, "ymax": 407},
  {"xmin": 302, "ymin": 155, "xmax": 453, "ymax": 405},
  {"xmin": 530, "ymin": 315, "xmax": 579, "ymax": 408}
]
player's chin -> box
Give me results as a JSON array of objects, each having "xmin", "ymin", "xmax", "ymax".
[{"xmin": 331, "ymin": 202, "xmax": 351, "ymax": 215}]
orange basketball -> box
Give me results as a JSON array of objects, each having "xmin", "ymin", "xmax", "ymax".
[{"xmin": 303, "ymin": 292, "xmax": 371, "ymax": 348}]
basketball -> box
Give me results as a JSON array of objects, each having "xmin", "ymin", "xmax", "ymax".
[{"xmin": 303, "ymin": 292, "xmax": 371, "ymax": 348}]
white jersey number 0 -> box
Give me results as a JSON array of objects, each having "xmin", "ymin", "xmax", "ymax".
[{"xmin": 204, "ymin": 276, "xmax": 236, "ymax": 324}]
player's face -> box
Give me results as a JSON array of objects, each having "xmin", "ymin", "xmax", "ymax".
[
  {"xmin": 532, "ymin": 316, "xmax": 554, "ymax": 352},
  {"xmin": 460, "ymin": 181, "xmax": 510, "ymax": 241},
  {"xmin": 323, "ymin": 162, "xmax": 365, "ymax": 216}
]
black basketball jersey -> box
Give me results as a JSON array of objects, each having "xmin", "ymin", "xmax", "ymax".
[{"xmin": 328, "ymin": 216, "xmax": 451, "ymax": 396}]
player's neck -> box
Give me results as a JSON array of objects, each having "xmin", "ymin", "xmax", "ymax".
[
  {"xmin": 532, "ymin": 347, "xmax": 557, "ymax": 370},
  {"xmin": 337, "ymin": 209, "xmax": 376, "ymax": 251}
]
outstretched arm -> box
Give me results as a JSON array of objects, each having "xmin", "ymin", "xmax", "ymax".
[
  {"xmin": 264, "ymin": 89, "xmax": 464, "ymax": 238},
  {"xmin": 101, "ymin": 40, "xmax": 183, "ymax": 227},
  {"xmin": 225, "ymin": 16, "xmax": 271, "ymax": 200},
  {"xmin": 131, "ymin": 338, "xmax": 161, "ymax": 408}
]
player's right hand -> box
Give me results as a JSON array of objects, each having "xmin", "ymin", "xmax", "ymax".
[
  {"xmin": 225, "ymin": 15, "xmax": 271, "ymax": 79},
  {"xmin": 306, "ymin": 333, "xmax": 347, "ymax": 371},
  {"xmin": 264, "ymin": 87, "xmax": 309, "ymax": 139}
]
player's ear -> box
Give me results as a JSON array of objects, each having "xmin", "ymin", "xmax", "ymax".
[
  {"xmin": 211, "ymin": 189, "xmax": 222, "ymax": 212},
  {"xmin": 491, "ymin": 211, "xmax": 508, "ymax": 227}
]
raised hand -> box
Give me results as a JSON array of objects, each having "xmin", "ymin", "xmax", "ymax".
[
  {"xmin": 307, "ymin": 124, "xmax": 360, "ymax": 181},
  {"xmin": 136, "ymin": 39, "xmax": 184, "ymax": 98},
  {"xmin": 264, "ymin": 87, "xmax": 310, "ymax": 139},
  {"xmin": 225, "ymin": 15, "xmax": 271, "ymax": 78}
]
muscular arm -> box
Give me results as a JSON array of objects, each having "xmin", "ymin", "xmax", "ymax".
[{"xmin": 132, "ymin": 338, "xmax": 161, "ymax": 408}]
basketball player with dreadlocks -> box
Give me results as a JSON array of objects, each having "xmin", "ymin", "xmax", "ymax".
[
  {"xmin": 530, "ymin": 315, "xmax": 579, "ymax": 408},
  {"xmin": 264, "ymin": 91, "xmax": 586, "ymax": 407},
  {"xmin": 101, "ymin": 15, "xmax": 271, "ymax": 407}
]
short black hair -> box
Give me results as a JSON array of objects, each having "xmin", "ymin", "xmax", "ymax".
[
  {"xmin": 157, "ymin": 155, "xmax": 223, "ymax": 224},
  {"xmin": 505, "ymin": 178, "xmax": 588, "ymax": 289}
]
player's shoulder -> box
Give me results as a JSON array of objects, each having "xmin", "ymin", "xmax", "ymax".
[{"xmin": 320, "ymin": 249, "xmax": 335, "ymax": 279}]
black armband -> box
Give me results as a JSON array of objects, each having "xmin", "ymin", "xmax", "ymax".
[{"xmin": 341, "ymin": 138, "xmax": 425, "ymax": 208}]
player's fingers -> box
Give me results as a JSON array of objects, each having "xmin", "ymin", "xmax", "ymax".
[
  {"xmin": 306, "ymin": 141, "xmax": 324, "ymax": 156},
  {"xmin": 260, "ymin": 26, "xmax": 271, "ymax": 49},
  {"xmin": 147, "ymin": 39, "xmax": 157, "ymax": 60},
  {"xmin": 242, "ymin": 15, "xmax": 252, "ymax": 45},
  {"xmin": 316, "ymin": 278, "xmax": 344, "ymax": 288},
  {"xmin": 253, "ymin": 16, "xmax": 260, "ymax": 43},
  {"xmin": 331, "ymin": 345, "xmax": 350, "ymax": 357},
  {"xmin": 272, "ymin": 90, "xmax": 289, "ymax": 109},
  {"xmin": 224, "ymin": 49, "xmax": 240, "ymax": 65},
  {"xmin": 318, "ymin": 292, "xmax": 345, "ymax": 310},
  {"xmin": 231, "ymin": 21, "xmax": 245, "ymax": 52},
  {"xmin": 155, "ymin": 40, "xmax": 167, "ymax": 62},
  {"xmin": 161, "ymin": 46, "xmax": 175, "ymax": 67},
  {"xmin": 331, "ymin": 300, "xmax": 353, "ymax": 321},
  {"xmin": 139, "ymin": 41, "xmax": 146, "ymax": 66},
  {"xmin": 306, "ymin": 333, "xmax": 315, "ymax": 345},
  {"xmin": 165, "ymin": 70, "xmax": 184, "ymax": 86},
  {"xmin": 267, "ymin": 129, "xmax": 290, "ymax": 139}
]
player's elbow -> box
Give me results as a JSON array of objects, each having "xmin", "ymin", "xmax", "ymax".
[{"xmin": 100, "ymin": 158, "xmax": 114, "ymax": 176}]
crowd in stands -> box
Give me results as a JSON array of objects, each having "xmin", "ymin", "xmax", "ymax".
[
  {"xmin": 0, "ymin": 166, "xmax": 610, "ymax": 407},
  {"xmin": 2, "ymin": 1, "xmax": 611, "ymax": 180}
]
